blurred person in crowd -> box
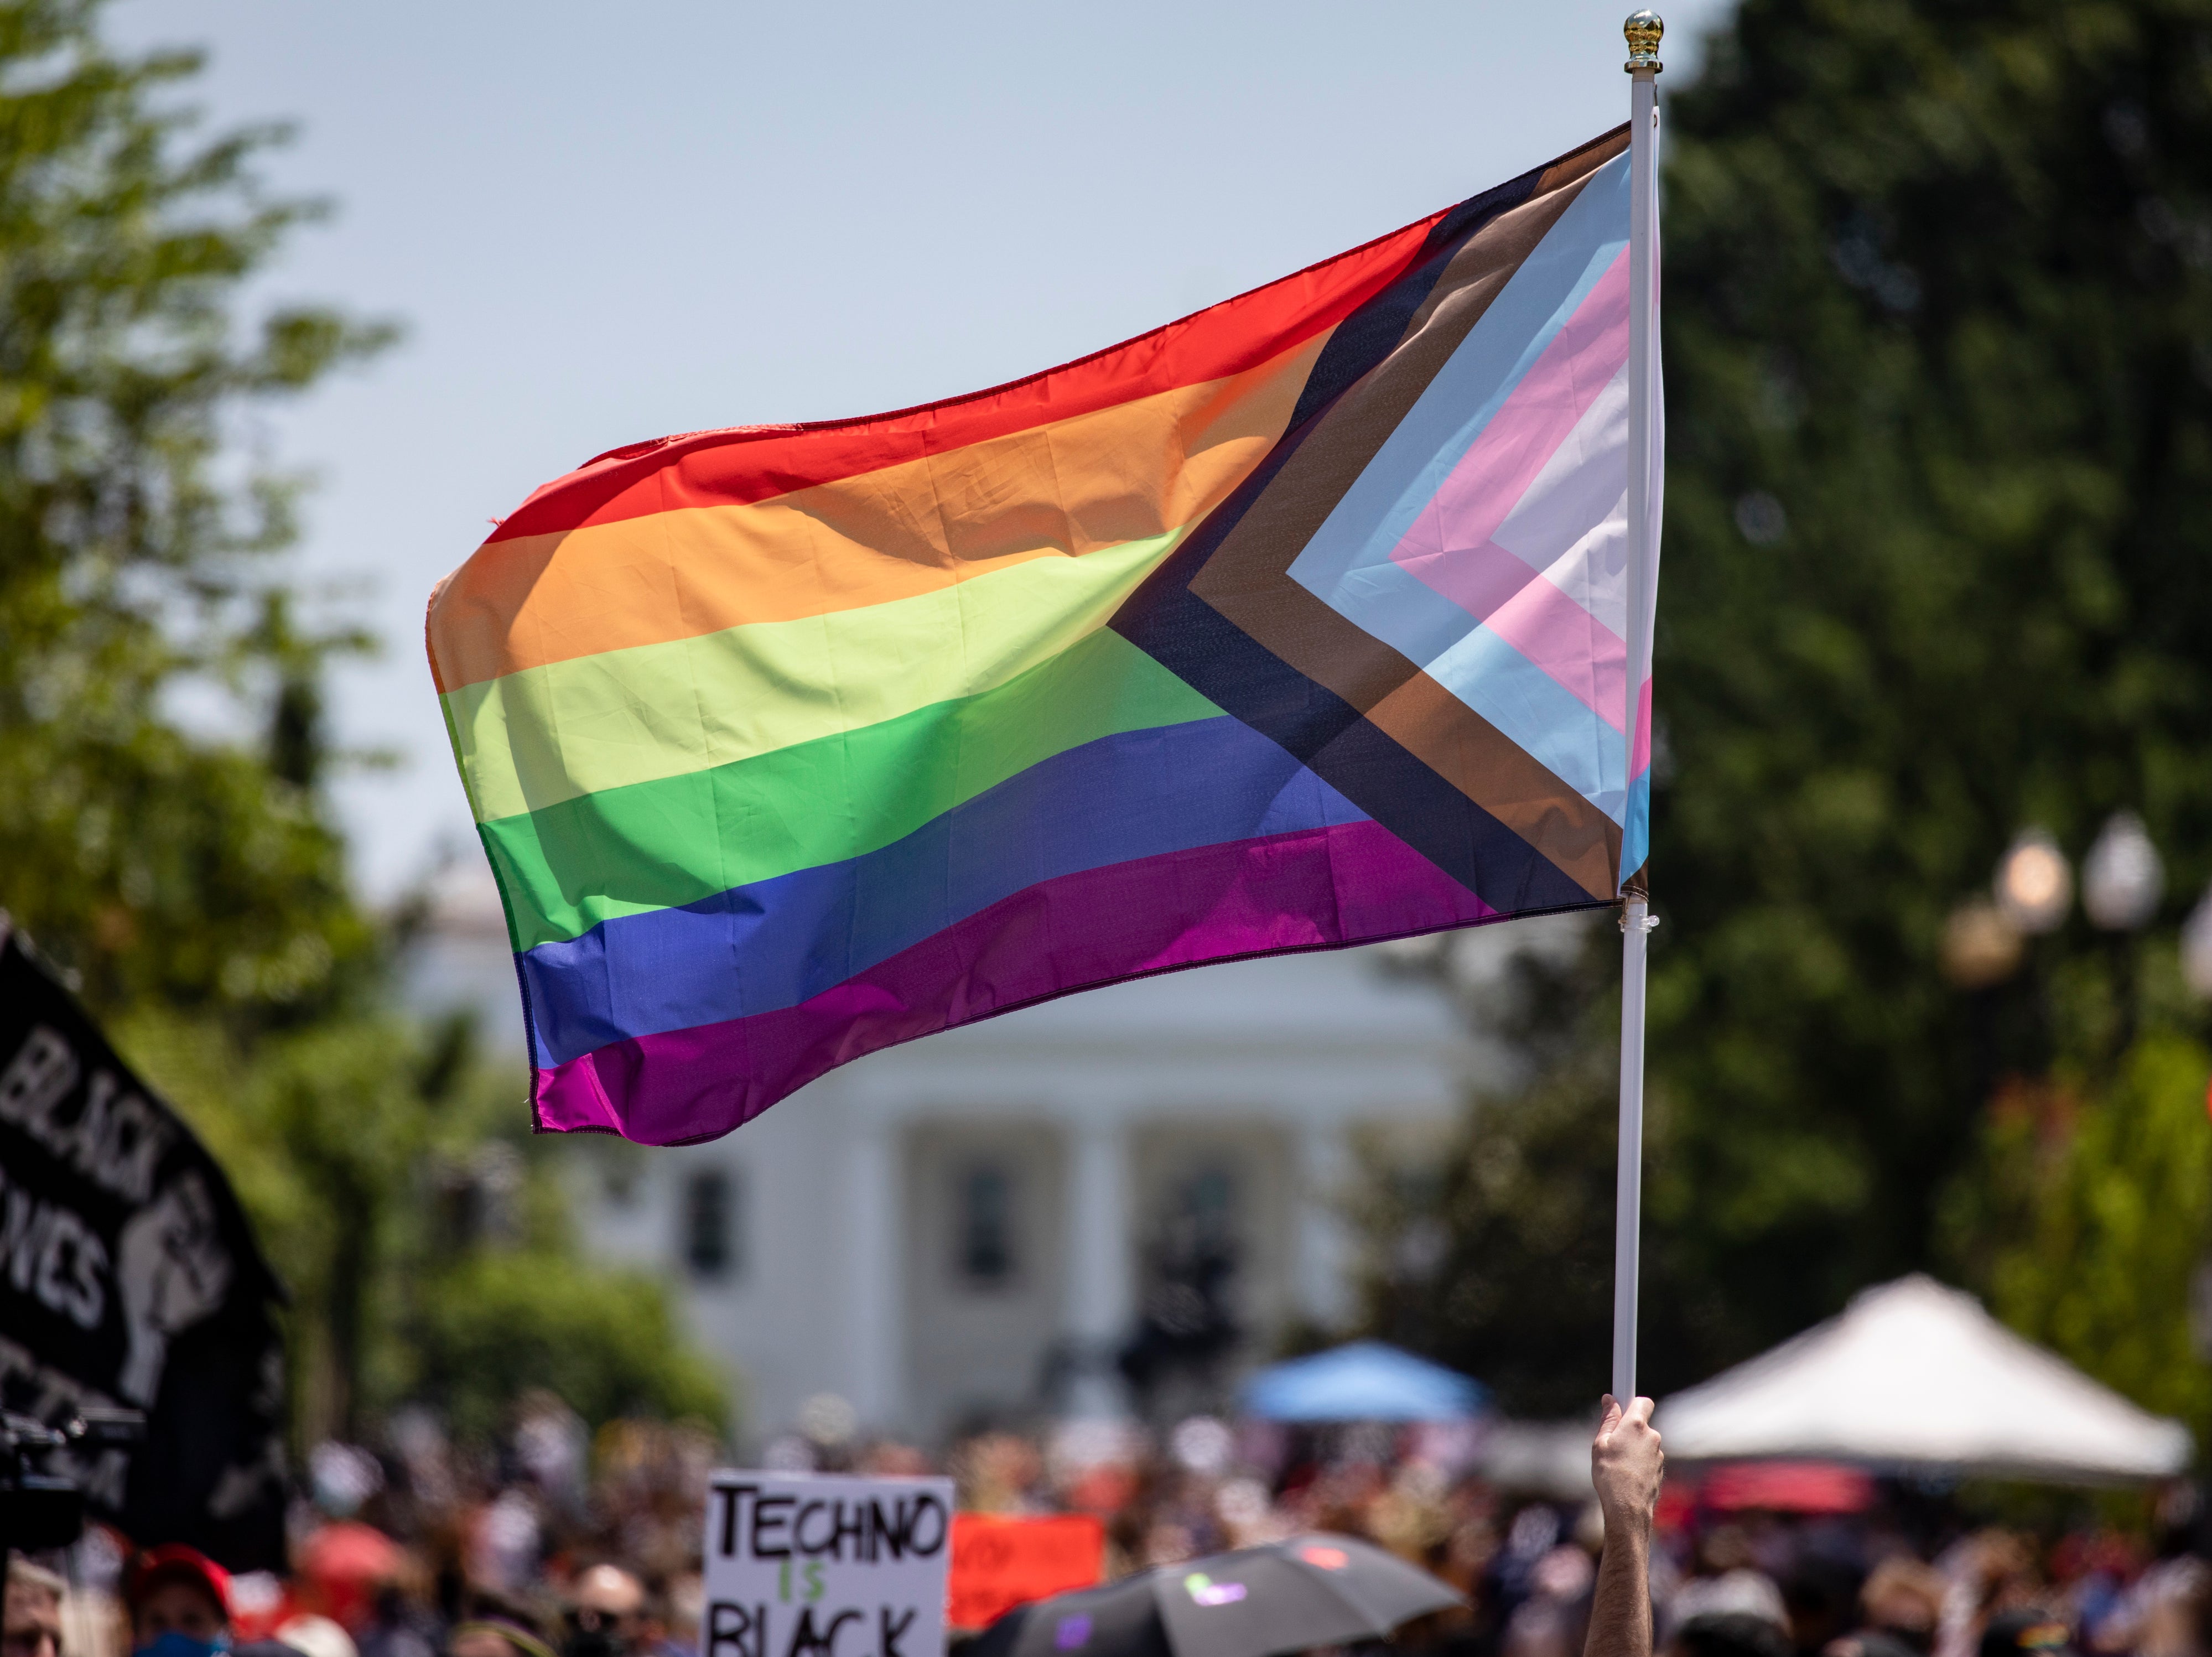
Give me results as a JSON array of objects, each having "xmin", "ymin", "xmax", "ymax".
[
  {"xmin": 1937, "ymin": 1534, "xmax": 2042, "ymax": 1657},
  {"xmin": 354, "ymin": 1580, "xmax": 440, "ymax": 1657},
  {"xmin": 6, "ymin": 1561, "xmax": 65, "ymax": 1657},
  {"xmin": 1853, "ymin": 1559, "xmax": 1948, "ymax": 1657},
  {"xmin": 1787, "ymin": 1561, "xmax": 1866, "ymax": 1657},
  {"xmin": 661, "ymin": 1578, "xmax": 702, "ymax": 1657},
  {"xmin": 447, "ymin": 1594, "xmax": 552, "ymax": 1657},
  {"xmin": 127, "ymin": 1548, "xmax": 230, "ymax": 1657},
  {"xmin": 1976, "ymin": 1610, "xmax": 2072, "ymax": 1657},
  {"xmin": 627, "ymin": 1582, "xmax": 691, "ymax": 1657},
  {"xmin": 2044, "ymin": 1534, "xmax": 2137, "ymax": 1649},
  {"xmin": 1368, "ymin": 1460, "xmax": 1458, "ymax": 1569},
  {"xmin": 1505, "ymin": 1540, "xmax": 1596, "ymax": 1657},
  {"xmin": 953, "ymin": 1435, "xmax": 1045, "ymax": 1515},
  {"xmin": 1673, "ymin": 1616, "xmax": 1794, "ymax": 1657},
  {"xmin": 1586, "ymin": 1394, "xmax": 1664, "ymax": 1657},
  {"xmin": 1671, "ymin": 1525, "xmax": 1789, "ymax": 1644},
  {"xmin": 1822, "ymin": 1633, "xmax": 1920, "ymax": 1657},
  {"xmin": 561, "ymin": 1568, "xmax": 641, "ymax": 1657},
  {"xmin": 272, "ymin": 1618, "xmax": 356, "ymax": 1657},
  {"xmin": 1701, "ymin": 1528, "xmax": 1764, "ymax": 1577},
  {"xmin": 467, "ymin": 1493, "xmax": 542, "ymax": 1599},
  {"xmin": 1671, "ymin": 1570, "xmax": 1790, "ymax": 1641},
  {"xmin": 859, "ymin": 1442, "xmax": 932, "ymax": 1480},
  {"xmin": 2109, "ymin": 1555, "xmax": 2211, "ymax": 1657},
  {"xmin": 1427, "ymin": 1497, "xmax": 1502, "ymax": 1657},
  {"xmin": 1491, "ymin": 1503, "xmax": 1571, "ymax": 1622}
]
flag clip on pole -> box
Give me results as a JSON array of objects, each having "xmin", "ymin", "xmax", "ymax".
[{"xmin": 1613, "ymin": 7, "xmax": 1663, "ymax": 1412}]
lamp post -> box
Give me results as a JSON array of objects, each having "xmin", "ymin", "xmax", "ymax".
[
  {"xmin": 1955, "ymin": 816, "xmax": 2212, "ymax": 1073},
  {"xmin": 1995, "ymin": 827, "xmax": 2073, "ymax": 935},
  {"xmin": 1935, "ymin": 829, "xmax": 2071, "ymax": 1114},
  {"xmin": 2083, "ymin": 811, "xmax": 2164, "ymax": 931},
  {"xmin": 2083, "ymin": 811, "xmax": 2164, "ymax": 1058},
  {"xmin": 2184, "ymin": 885, "xmax": 2212, "ymax": 1001},
  {"xmin": 1969, "ymin": 827, "xmax": 2073, "ymax": 1090}
]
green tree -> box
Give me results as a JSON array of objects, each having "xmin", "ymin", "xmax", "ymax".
[
  {"xmin": 1361, "ymin": 0, "xmax": 2212, "ymax": 1410},
  {"xmin": 1969, "ymin": 1032, "xmax": 2212, "ymax": 1432},
  {"xmin": 1650, "ymin": 0, "xmax": 2212, "ymax": 1372},
  {"xmin": 0, "ymin": 0, "xmax": 734, "ymax": 1452},
  {"xmin": 411, "ymin": 1253, "xmax": 730, "ymax": 1445},
  {"xmin": 123, "ymin": 1006, "xmax": 732, "ymax": 1446},
  {"xmin": 0, "ymin": 0, "xmax": 391, "ymax": 1019}
]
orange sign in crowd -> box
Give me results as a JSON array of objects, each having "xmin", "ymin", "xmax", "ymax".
[{"xmin": 948, "ymin": 1513, "xmax": 1107, "ymax": 1631}]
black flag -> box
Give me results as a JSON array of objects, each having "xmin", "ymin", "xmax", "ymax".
[{"xmin": 0, "ymin": 923, "xmax": 287, "ymax": 1569}]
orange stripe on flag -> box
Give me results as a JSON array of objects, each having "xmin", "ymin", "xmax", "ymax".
[{"xmin": 428, "ymin": 337, "xmax": 1325, "ymax": 691}]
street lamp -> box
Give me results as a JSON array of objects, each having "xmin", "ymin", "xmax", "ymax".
[
  {"xmin": 1995, "ymin": 828, "xmax": 2071, "ymax": 934},
  {"xmin": 2073, "ymin": 810, "xmax": 2166, "ymax": 1062},
  {"xmin": 1940, "ymin": 902, "xmax": 2023, "ymax": 989},
  {"xmin": 2082, "ymin": 811, "xmax": 2164, "ymax": 932},
  {"xmin": 2183, "ymin": 885, "xmax": 2212, "ymax": 1000}
]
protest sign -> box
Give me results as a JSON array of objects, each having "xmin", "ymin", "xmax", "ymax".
[
  {"xmin": 704, "ymin": 1473, "xmax": 956, "ymax": 1657},
  {"xmin": 947, "ymin": 1513, "xmax": 1104, "ymax": 1630},
  {"xmin": 0, "ymin": 923, "xmax": 288, "ymax": 1568}
]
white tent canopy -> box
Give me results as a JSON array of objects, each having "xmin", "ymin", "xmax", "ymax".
[{"xmin": 1655, "ymin": 1274, "xmax": 2193, "ymax": 1483}]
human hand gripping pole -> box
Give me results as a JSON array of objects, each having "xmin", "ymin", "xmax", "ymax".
[{"xmin": 1585, "ymin": 1394, "xmax": 1664, "ymax": 1657}]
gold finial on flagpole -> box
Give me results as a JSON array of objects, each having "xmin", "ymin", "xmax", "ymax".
[{"xmin": 1624, "ymin": 9, "xmax": 1664, "ymax": 73}]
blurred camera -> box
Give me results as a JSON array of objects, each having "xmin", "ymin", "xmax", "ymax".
[{"xmin": 0, "ymin": 1408, "xmax": 143, "ymax": 1550}]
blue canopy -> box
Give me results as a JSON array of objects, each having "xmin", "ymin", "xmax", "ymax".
[{"xmin": 1240, "ymin": 1340, "xmax": 1487, "ymax": 1422}]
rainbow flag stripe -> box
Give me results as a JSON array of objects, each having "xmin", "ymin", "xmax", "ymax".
[{"xmin": 430, "ymin": 125, "xmax": 1650, "ymax": 1145}]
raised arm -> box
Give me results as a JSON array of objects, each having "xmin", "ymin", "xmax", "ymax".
[{"xmin": 1585, "ymin": 1394, "xmax": 1665, "ymax": 1657}]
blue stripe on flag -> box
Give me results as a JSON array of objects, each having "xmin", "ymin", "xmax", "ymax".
[
  {"xmin": 1622, "ymin": 768, "xmax": 1650, "ymax": 881},
  {"xmin": 517, "ymin": 715, "xmax": 1370, "ymax": 1068}
]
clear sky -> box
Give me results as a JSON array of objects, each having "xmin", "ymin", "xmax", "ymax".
[{"xmin": 112, "ymin": 0, "xmax": 1732, "ymax": 901}]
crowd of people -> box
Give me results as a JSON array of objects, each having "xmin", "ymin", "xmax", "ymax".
[{"xmin": 5, "ymin": 1393, "xmax": 2209, "ymax": 1657}]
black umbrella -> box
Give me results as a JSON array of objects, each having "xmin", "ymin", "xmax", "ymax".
[{"xmin": 968, "ymin": 1534, "xmax": 1463, "ymax": 1657}]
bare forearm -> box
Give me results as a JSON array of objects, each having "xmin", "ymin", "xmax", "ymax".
[
  {"xmin": 1583, "ymin": 1518, "xmax": 1652, "ymax": 1657},
  {"xmin": 1585, "ymin": 1393, "xmax": 1663, "ymax": 1657}
]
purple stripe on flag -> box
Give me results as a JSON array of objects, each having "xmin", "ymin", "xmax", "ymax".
[{"xmin": 532, "ymin": 818, "xmax": 1497, "ymax": 1145}]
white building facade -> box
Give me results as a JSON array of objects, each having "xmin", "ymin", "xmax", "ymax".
[{"xmin": 408, "ymin": 866, "xmax": 1529, "ymax": 1444}]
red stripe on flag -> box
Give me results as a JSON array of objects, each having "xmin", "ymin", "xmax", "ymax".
[{"xmin": 485, "ymin": 210, "xmax": 1451, "ymax": 544}]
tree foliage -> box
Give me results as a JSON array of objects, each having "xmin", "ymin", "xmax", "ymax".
[
  {"xmin": 412, "ymin": 1253, "xmax": 730, "ymax": 1446},
  {"xmin": 0, "ymin": 0, "xmax": 733, "ymax": 1450},
  {"xmin": 1361, "ymin": 0, "xmax": 2212, "ymax": 1411},
  {"xmin": 0, "ymin": 0, "xmax": 391, "ymax": 1019},
  {"xmin": 122, "ymin": 1007, "xmax": 731, "ymax": 1446},
  {"xmin": 1968, "ymin": 1032, "xmax": 2212, "ymax": 1433}
]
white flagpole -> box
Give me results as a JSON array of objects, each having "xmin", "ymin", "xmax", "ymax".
[{"xmin": 1613, "ymin": 8, "xmax": 1663, "ymax": 1409}]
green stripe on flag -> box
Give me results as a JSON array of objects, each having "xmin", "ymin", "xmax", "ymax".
[
  {"xmin": 482, "ymin": 628, "xmax": 1222, "ymax": 950},
  {"xmin": 448, "ymin": 528, "xmax": 1188, "ymax": 824}
]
